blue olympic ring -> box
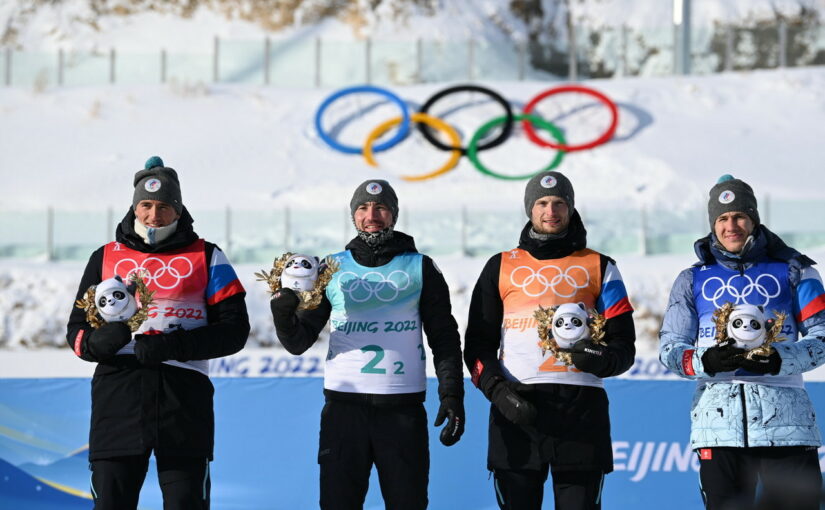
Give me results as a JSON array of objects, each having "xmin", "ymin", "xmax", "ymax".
[{"xmin": 314, "ymin": 85, "xmax": 411, "ymax": 155}]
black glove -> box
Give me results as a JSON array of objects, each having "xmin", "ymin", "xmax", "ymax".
[
  {"xmin": 569, "ymin": 340, "xmax": 611, "ymax": 376},
  {"xmin": 434, "ymin": 395, "xmax": 465, "ymax": 446},
  {"xmin": 87, "ymin": 321, "xmax": 132, "ymax": 361},
  {"xmin": 270, "ymin": 288, "xmax": 300, "ymax": 330},
  {"xmin": 701, "ymin": 341, "xmax": 746, "ymax": 376},
  {"xmin": 484, "ymin": 378, "xmax": 537, "ymax": 426},
  {"xmin": 739, "ymin": 350, "xmax": 782, "ymax": 375},
  {"xmin": 134, "ymin": 332, "xmax": 180, "ymax": 366}
]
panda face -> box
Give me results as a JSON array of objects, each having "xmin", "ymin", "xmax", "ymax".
[
  {"xmin": 95, "ymin": 277, "xmax": 138, "ymax": 322},
  {"xmin": 551, "ymin": 303, "xmax": 590, "ymax": 348},
  {"xmin": 726, "ymin": 304, "xmax": 767, "ymax": 349},
  {"xmin": 281, "ymin": 254, "xmax": 320, "ymax": 292}
]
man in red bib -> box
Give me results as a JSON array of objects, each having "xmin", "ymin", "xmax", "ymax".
[
  {"xmin": 465, "ymin": 171, "xmax": 636, "ymax": 510},
  {"xmin": 66, "ymin": 156, "xmax": 249, "ymax": 510}
]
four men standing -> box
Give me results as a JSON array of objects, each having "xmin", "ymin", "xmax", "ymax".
[{"xmin": 65, "ymin": 163, "xmax": 824, "ymax": 509}]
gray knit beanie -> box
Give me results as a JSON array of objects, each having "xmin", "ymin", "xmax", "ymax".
[
  {"xmin": 350, "ymin": 179, "xmax": 399, "ymax": 224},
  {"xmin": 707, "ymin": 174, "xmax": 759, "ymax": 230},
  {"xmin": 132, "ymin": 156, "xmax": 183, "ymax": 214},
  {"xmin": 523, "ymin": 171, "xmax": 574, "ymax": 217}
]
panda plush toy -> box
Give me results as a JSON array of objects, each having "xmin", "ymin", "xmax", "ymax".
[
  {"xmin": 551, "ymin": 302, "xmax": 591, "ymax": 349},
  {"xmin": 726, "ymin": 303, "xmax": 768, "ymax": 350},
  {"xmin": 280, "ymin": 254, "xmax": 320, "ymax": 293},
  {"xmin": 95, "ymin": 275, "xmax": 138, "ymax": 323}
]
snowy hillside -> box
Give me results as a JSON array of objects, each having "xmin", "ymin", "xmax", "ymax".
[{"xmin": 3, "ymin": 0, "xmax": 825, "ymax": 52}]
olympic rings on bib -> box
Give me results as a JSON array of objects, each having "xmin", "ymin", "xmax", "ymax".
[
  {"xmin": 314, "ymin": 85, "xmax": 411, "ymax": 155},
  {"xmin": 522, "ymin": 85, "xmax": 619, "ymax": 152},
  {"xmin": 363, "ymin": 113, "xmax": 462, "ymax": 182},
  {"xmin": 467, "ymin": 114, "xmax": 566, "ymax": 181},
  {"xmin": 314, "ymin": 84, "xmax": 618, "ymax": 180},
  {"xmin": 417, "ymin": 84, "xmax": 514, "ymax": 155}
]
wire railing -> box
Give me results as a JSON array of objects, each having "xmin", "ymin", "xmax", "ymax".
[{"xmin": 3, "ymin": 20, "xmax": 824, "ymax": 89}]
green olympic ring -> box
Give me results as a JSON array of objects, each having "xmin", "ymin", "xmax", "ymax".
[{"xmin": 467, "ymin": 114, "xmax": 567, "ymax": 181}]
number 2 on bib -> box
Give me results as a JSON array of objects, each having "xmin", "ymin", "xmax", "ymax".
[{"xmin": 360, "ymin": 345, "xmax": 386, "ymax": 374}]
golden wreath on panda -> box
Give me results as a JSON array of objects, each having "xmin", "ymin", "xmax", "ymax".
[
  {"xmin": 712, "ymin": 302, "xmax": 787, "ymax": 360},
  {"xmin": 256, "ymin": 252, "xmax": 340, "ymax": 310},
  {"xmin": 534, "ymin": 302, "xmax": 606, "ymax": 366}
]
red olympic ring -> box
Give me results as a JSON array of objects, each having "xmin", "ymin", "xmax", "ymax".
[{"xmin": 522, "ymin": 85, "xmax": 619, "ymax": 153}]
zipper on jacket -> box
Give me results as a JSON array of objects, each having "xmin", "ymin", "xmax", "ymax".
[
  {"xmin": 739, "ymin": 384, "xmax": 748, "ymax": 447},
  {"xmin": 737, "ymin": 262, "xmax": 745, "ymax": 277}
]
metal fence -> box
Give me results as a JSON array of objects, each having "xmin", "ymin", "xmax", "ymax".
[
  {"xmin": 3, "ymin": 198, "xmax": 824, "ymax": 263},
  {"xmin": 3, "ymin": 18, "xmax": 825, "ymax": 89}
]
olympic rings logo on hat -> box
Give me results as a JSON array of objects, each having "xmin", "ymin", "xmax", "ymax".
[
  {"xmin": 510, "ymin": 265, "xmax": 590, "ymax": 298},
  {"xmin": 314, "ymin": 84, "xmax": 618, "ymax": 182},
  {"xmin": 145, "ymin": 178, "xmax": 162, "ymax": 192},
  {"xmin": 700, "ymin": 273, "xmax": 781, "ymax": 308},
  {"xmin": 113, "ymin": 256, "xmax": 194, "ymax": 290},
  {"xmin": 339, "ymin": 270, "xmax": 411, "ymax": 303}
]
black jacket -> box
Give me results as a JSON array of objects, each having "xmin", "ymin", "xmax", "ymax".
[
  {"xmin": 273, "ymin": 231, "xmax": 464, "ymax": 405},
  {"xmin": 66, "ymin": 208, "xmax": 250, "ymax": 460},
  {"xmin": 463, "ymin": 214, "xmax": 636, "ymax": 471}
]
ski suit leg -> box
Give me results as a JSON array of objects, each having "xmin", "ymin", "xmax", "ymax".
[
  {"xmin": 90, "ymin": 452, "xmax": 151, "ymax": 510},
  {"xmin": 756, "ymin": 446, "xmax": 822, "ymax": 510},
  {"xmin": 551, "ymin": 470, "xmax": 605, "ymax": 510},
  {"xmin": 318, "ymin": 400, "xmax": 373, "ymax": 510},
  {"xmin": 156, "ymin": 455, "xmax": 211, "ymax": 510},
  {"xmin": 697, "ymin": 447, "xmax": 758, "ymax": 510},
  {"xmin": 492, "ymin": 465, "xmax": 549, "ymax": 510},
  {"xmin": 372, "ymin": 403, "xmax": 429, "ymax": 510}
]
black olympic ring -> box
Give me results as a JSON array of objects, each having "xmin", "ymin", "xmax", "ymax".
[{"xmin": 416, "ymin": 84, "xmax": 514, "ymax": 155}]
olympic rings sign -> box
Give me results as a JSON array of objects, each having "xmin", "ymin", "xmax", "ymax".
[{"xmin": 314, "ymin": 83, "xmax": 619, "ymax": 182}]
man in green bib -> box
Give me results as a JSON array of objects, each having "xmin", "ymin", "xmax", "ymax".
[{"xmin": 270, "ymin": 179, "xmax": 465, "ymax": 510}]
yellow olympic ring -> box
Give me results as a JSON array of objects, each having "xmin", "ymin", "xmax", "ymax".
[{"xmin": 362, "ymin": 113, "xmax": 462, "ymax": 182}]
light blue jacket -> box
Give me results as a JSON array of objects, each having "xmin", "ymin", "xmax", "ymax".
[{"xmin": 659, "ymin": 226, "xmax": 825, "ymax": 448}]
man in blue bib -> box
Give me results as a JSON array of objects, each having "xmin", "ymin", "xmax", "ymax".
[
  {"xmin": 270, "ymin": 179, "xmax": 465, "ymax": 510},
  {"xmin": 660, "ymin": 174, "xmax": 825, "ymax": 510}
]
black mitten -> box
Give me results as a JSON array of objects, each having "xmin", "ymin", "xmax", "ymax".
[
  {"xmin": 701, "ymin": 341, "xmax": 746, "ymax": 376},
  {"xmin": 270, "ymin": 288, "xmax": 300, "ymax": 331},
  {"xmin": 484, "ymin": 378, "xmax": 537, "ymax": 426},
  {"xmin": 134, "ymin": 333, "xmax": 179, "ymax": 365},
  {"xmin": 87, "ymin": 322, "xmax": 132, "ymax": 361},
  {"xmin": 739, "ymin": 350, "xmax": 781, "ymax": 375},
  {"xmin": 434, "ymin": 395, "xmax": 465, "ymax": 446},
  {"xmin": 569, "ymin": 339, "xmax": 611, "ymax": 376}
]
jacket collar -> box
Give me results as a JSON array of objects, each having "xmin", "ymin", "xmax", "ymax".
[
  {"xmin": 345, "ymin": 230, "xmax": 418, "ymax": 267},
  {"xmin": 517, "ymin": 209, "xmax": 587, "ymax": 260},
  {"xmin": 693, "ymin": 224, "xmax": 815, "ymax": 270},
  {"xmin": 116, "ymin": 207, "xmax": 199, "ymax": 253}
]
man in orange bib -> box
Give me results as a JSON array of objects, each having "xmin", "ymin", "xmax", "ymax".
[
  {"xmin": 66, "ymin": 156, "xmax": 249, "ymax": 510},
  {"xmin": 465, "ymin": 170, "xmax": 635, "ymax": 510}
]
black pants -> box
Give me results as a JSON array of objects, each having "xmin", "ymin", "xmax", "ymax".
[
  {"xmin": 90, "ymin": 451, "xmax": 210, "ymax": 510},
  {"xmin": 318, "ymin": 400, "xmax": 429, "ymax": 510},
  {"xmin": 493, "ymin": 466, "xmax": 605, "ymax": 510},
  {"xmin": 697, "ymin": 446, "xmax": 822, "ymax": 510}
]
